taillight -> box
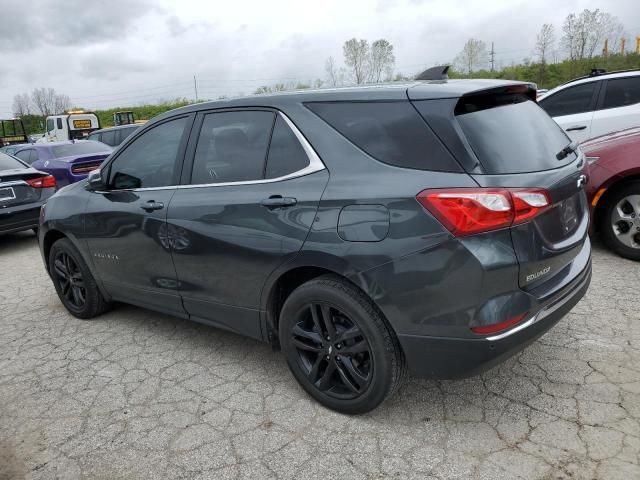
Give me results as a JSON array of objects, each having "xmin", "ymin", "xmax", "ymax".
[
  {"xmin": 26, "ymin": 175, "xmax": 56, "ymax": 189},
  {"xmin": 470, "ymin": 312, "xmax": 529, "ymax": 335},
  {"xmin": 416, "ymin": 188, "xmax": 550, "ymax": 236}
]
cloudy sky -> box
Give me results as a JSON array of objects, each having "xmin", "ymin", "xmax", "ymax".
[{"xmin": 1, "ymin": 0, "xmax": 639, "ymax": 116}]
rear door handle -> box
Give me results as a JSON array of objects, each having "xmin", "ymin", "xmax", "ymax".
[
  {"xmin": 566, "ymin": 125, "xmax": 587, "ymax": 131},
  {"xmin": 140, "ymin": 200, "xmax": 164, "ymax": 212},
  {"xmin": 261, "ymin": 195, "xmax": 297, "ymax": 208}
]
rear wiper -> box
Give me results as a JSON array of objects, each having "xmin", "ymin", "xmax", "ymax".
[{"xmin": 556, "ymin": 141, "xmax": 578, "ymax": 161}]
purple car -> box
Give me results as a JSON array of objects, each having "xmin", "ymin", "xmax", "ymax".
[{"xmin": 13, "ymin": 141, "xmax": 112, "ymax": 188}]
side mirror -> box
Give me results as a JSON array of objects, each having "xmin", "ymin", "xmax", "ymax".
[{"xmin": 85, "ymin": 170, "xmax": 106, "ymax": 191}]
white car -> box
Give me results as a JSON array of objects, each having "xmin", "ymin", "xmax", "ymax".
[{"xmin": 538, "ymin": 70, "xmax": 640, "ymax": 143}]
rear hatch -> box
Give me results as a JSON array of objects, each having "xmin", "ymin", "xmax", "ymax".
[{"xmin": 411, "ymin": 85, "xmax": 590, "ymax": 295}]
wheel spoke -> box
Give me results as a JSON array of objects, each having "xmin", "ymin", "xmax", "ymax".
[
  {"xmin": 291, "ymin": 337, "xmax": 324, "ymax": 353},
  {"xmin": 336, "ymin": 357, "xmax": 368, "ymax": 392},
  {"xmin": 611, "ymin": 205, "xmax": 633, "ymax": 224},
  {"xmin": 60, "ymin": 279, "xmax": 70, "ymax": 296},
  {"xmin": 54, "ymin": 259, "xmax": 68, "ymax": 278},
  {"xmin": 339, "ymin": 340, "xmax": 369, "ymax": 355},
  {"xmin": 307, "ymin": 356, "xmax": 323, "ymax": 384},
  {"xmin": 320, "ymin": 304, "xmax": 336, "ymax": 339},
  {"xmin": 336, "ymin": 326, "xmax": 362, "ymax": 343},
  {"xmin": 317, "ymin": 359, "xmax": 336, "ymax": 391},
  {"xmin": 292, "ymin": 324, "xmax": 323, "ymax": 345}
]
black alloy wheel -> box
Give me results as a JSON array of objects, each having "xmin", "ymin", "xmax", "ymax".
[
  {"xmin": 53, "ymin": 251, "xmax": 86, "ymax": 309},
  {"xmin": 291, "ymin": 302, "xmax": 372, "ymax": 399},
  {"xmin": 48, "ymin": 238, "xmax": 111, "ymax": 319},
  {"xmin": 280, "ymin": 274, "xmax": 405, "ymax": 414}
]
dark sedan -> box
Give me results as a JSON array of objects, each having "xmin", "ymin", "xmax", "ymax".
[
  {"xmin": 0, "ymin": 152, "xmax": 56, "ymax": 235},
  {"xmin": 13, "ymin": 141, "xmax": 112, "ymax": 188}
]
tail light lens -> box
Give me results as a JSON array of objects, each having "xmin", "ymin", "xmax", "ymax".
[
  {"xmin": 417, "ymin": 188, "xmax": 550, "ymax": 236},
  {"xmin": 470, "ymin": 312, "xmax": 529, "ymax": 335},
  {"xmin": 26, "ymin": 175, "xmax": 56, "ymax": 189}
]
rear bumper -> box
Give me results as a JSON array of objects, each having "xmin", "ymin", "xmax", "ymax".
[
  {"xmin": 0, "ymin": 202, "xmax": 43, "ymax": 234},
  {"xmin": 398, "ymin": 259, "xmax": 591, "ymax": 378}
]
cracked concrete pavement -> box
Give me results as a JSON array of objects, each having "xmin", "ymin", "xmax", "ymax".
[{"xmin": 0, "ymin": 231, "xmax": 639, "ymax": 480}]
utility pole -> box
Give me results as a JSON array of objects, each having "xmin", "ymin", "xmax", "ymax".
[
  {"xmin": 490, "ymin": 42, "xmax": 495, "ymax": 72},
  {"xmin": 602, "ymin": 39, "xmax": 608, "ymax": 58},
  {"xmin": 620, "ymin": 38, "xmax": 626, "ymax": 55},
  {"xmin": 193, "ymin": 75, "xmax": 198, "ymax": 102}
]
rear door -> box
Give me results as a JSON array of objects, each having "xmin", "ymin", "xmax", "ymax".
[
  {"xmin": 413, "ymin": 88, "xmax": 590, "ymax": 295},
  {"xmin": 591, "ymin": 76, "xmax": 640, "ymax": 138},
  {"xmin": 167, "ymin": 109, "xmax": 328, "ymax": 339},
  {"xmin": 538, "ymin": 81, "xmax": 600, "ymax": 143}
]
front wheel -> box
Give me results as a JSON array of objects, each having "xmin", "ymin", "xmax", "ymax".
[
  {"xmin": 600, "ymin": 182, "xmax": 640, "ymax": 261},
  {"xmin": 48, "ymin": 238, "xmax": 111, "ymax": 319},
  {"xmin": 279, "ymin": 275, "xmax": 405, "ymax": 414}
]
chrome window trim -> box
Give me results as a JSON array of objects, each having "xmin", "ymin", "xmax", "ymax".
[{"xmin": 107, "ymin": 111, "xmax": 325, "ymax": 193}]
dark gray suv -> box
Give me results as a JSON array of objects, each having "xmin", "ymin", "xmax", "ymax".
[{"xmin": 39, "ymin": 79, "xmax": 591, "ymax": 413}]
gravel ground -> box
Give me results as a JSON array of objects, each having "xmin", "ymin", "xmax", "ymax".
[{"xmin": 0, "ymin": 231, "xmax": 639, "ymax": 480}]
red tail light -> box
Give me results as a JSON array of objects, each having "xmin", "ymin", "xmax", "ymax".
[
  {"xmin": 416, "ymin": 188, "xmax": 550, "ymax": 236},
  {"xmin": 26, "ymin": 175, "xmax": 56, "ymax": 189},
  {"xmin": 470, "ymin": 312, "xmax": 529, "ymax": 335}
]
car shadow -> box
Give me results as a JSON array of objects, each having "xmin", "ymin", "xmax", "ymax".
[{"xmin": 0, "ymin": 231, "xmax": 39, "ymax": 255}]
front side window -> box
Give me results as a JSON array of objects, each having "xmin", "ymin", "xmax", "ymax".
[
  {"xmin": 46, "ymin": 119, "xmax": 54, "ymax": 132},
  {"xmin": 87, "ymin": 133, "xmax": 101, "ymax": 142},
  {"xmin": 601, "ymin": 77, "xmax": 640, "ymax": 110},
  {"xmin": 539, "ymin": 82, "xmax": 597, "ymax": 117},
  {"xmin": 190, "ymin": 111, "xmax": 274, "ymax": 184},
  {"xmin": 101, "ymin": 130, "xmax": 117, "ymax": 146},
  {"xmin": 108, "ymin": 117, "xmax": 187, "ymax": 189}
]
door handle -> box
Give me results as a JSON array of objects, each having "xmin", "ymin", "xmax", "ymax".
[
  {"xmin": 566, "ymin": 125, "xmax": 587, "ymax": 131},
  {"xmin": 140, "ymin": 200, "xmax": 164, "ymax": 212},
  {"xmin": 261, "ymin": 195, "xmax": 297, "ymax": 208}
]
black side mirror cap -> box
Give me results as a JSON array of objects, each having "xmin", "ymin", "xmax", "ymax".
[{"xmin": 85, "ymin": 170, "xmax": 105, "ymax": 191}]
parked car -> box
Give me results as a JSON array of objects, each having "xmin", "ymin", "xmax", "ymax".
[
  {"xmin": 538, "ymin": 69, "xmax": 640, "ymax": 143},
  {"xmin": 582, "ymin": 127, "xmax": 640, "ymax": 260},
  {"xmin": 87, "ymin": 124, "xmax": 141, "ymax": 148},
  {"xmin": 0, "ymin": 152, "xmax": 56, "ymax": 235},
  {"xmin": 39, "ymin": 80, "xmax": 591, "ymax": 413},
  {"xmin": 13, "ymin": 141, "xmax": 112, "ymax": 188}
]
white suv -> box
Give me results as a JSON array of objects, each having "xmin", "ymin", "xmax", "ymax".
[{"xmin": 538, "ymin": 70, "xmax": 640, "ymax": 143}]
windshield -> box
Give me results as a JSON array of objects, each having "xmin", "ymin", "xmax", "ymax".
[
  {"xmin": 52, "ymin": 141, "xmax": 111, "ymax": 158},
  {"xmin": 0, "ymin": 152, "xmax": 26, "ymax": 170},
  {"xmin": 456, "ymin": 94, "xmax": 576, "ymax": 174}
]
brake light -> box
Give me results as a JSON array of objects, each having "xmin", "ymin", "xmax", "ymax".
[
  {"xmin": 26, "ymin": 175, "xmax": 56, "ymax": 189},
  {"xmin": 416, "ymin": 188, "xmax": 550, "ymax": 236},
  {"xmin": 471, "ymin": 312, "xmax": 529, "ymax": 335}
]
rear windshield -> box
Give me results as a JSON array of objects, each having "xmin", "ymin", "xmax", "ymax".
[
  {"xmin": 0, "ymin": 152, "xmax": 26, "ymax": 170},
  {"xmin": 52, "ymin": 141, "xmax": 111, "ymax": 158},
  {"xmin": 306, "ymin": 101, "xmax": 461, "ymax": 172},
  {"xmin": 455, "ymin": 94, "xmax": 575, "ymax": 174}
]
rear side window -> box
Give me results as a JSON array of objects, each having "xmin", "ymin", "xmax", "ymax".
[
  {"xmin": 56, "ymin": 118, "xmax": 63, "ymax": 129},
  {"xmin": 190, "ymin": 111, "xmax": 275, "ymax": 184},
  {"xmin": 306, "ymin": 101, "xmax": 461, "ymax": 172},
  {"xmin": 15, "ymin": 150, "xmax": 32, "ymax": 163},
  {"xmin": 0, "ymin": 152, "xmax": 26, "ymax": 169},
  {"xmin": 456, "ymin": 94, "xmax": 574, "ymax": 174},
  {"xmin": 52, "ymin": 142, "xmax": 111, "ymax": 158},
  {"xmin": 265, "ymin": 116, "xmax": 309, "ymax": 179},
  {"xmin": 101, "ymin": 130, "xmax": 117, "ymax": 146},
  {"xmin": 539, "ymin": 82, "xmax": 597, "ymax": 117},
  {"xmin": 601, "ymin": 77, "xmax": 640, "ymax": 109},
  {"xmin": 87, "ymin": 133, "xmax": 100, "ymax": 142}
]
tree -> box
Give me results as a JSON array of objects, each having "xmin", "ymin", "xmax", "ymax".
[
  {"xmin": 12, "ymin": 93, "xmax": 31, "ymax": 117},
  {"xmin": 561, "ymin": 9, "xmax": 624, "ymax": 61},
  {"xmin": 343, "ymin": 38, "xmax": 370, "ymax": 84},
  {"xmin": 30, "ymin": 87, "xmax": 72, "ymax": 116},
  {"xmin": 325, "ymin": 56, "xmax": 340, "ymax": 87},
  {"xmin": 370, "ymin": 39, "xmax": 395, "ymax": 82},
  {"xmin": 534, "ymin": 24, "xmax": 556, "ymax": 64},
  {"xmin": 454, "ymin": 39, "xmax": 488, "ymax": 75}
]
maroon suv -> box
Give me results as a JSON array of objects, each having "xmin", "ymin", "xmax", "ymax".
[{"xmin": 583, "ymin": 127, "xmax": 640, "ymax": 260}]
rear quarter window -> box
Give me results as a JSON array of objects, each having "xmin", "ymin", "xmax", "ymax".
[{"xmin": 305, "ymin": 101, "xmax": 461, "ymax": 172}]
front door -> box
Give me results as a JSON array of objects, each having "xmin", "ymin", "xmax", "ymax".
[
  {"xmin": 167, "ymin": 110, "xmax": 328, "ymax": 339},
  {"xmin": 84, "ymin": 115, "xmax": 192, "ymax": 316}
]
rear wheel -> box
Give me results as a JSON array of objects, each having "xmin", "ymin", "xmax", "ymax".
[
  {"xmin": 600, "ymin": 182, "xmax": 640, "ymax": 261},
  {"xmin": 279, "ymin": 275, "xmax": 405, "ymax": 414},
  {"xmin": 48, "ymin": 238, "xmax": 111, "ymax": 319}
]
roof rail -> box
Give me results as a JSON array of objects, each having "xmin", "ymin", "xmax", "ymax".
[
  {"xmin": 556, "ymin": 68, "xmax": 639, "ymax": 88},
  {"xmin": 415, "ymin": 65, "xmax": 449, "ymax": 81}
]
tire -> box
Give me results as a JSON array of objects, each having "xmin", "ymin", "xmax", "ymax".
[
  {"xmin": 599, "ymin": 181, "xmax": 640, "ymax": 261},
  {"xmin": 48, "ymin": 238, "xmax": 111, "ymax": 319},
  {"xmin": 279, "ymin": 274, "xmax": 405, "ymax": 414},
  {"xmin": 32, "ymin": 228, "xmax": 38, "ymax": 236}
]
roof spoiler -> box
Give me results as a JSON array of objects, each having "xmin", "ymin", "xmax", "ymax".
[{"xmin": 415, "ymin": 65, "xmax": 449, "ymax": 81}]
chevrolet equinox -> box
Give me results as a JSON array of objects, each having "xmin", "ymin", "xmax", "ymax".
[{"xmin": 39, "ymin": 78, "xmax": 592, "ymax": 413}]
